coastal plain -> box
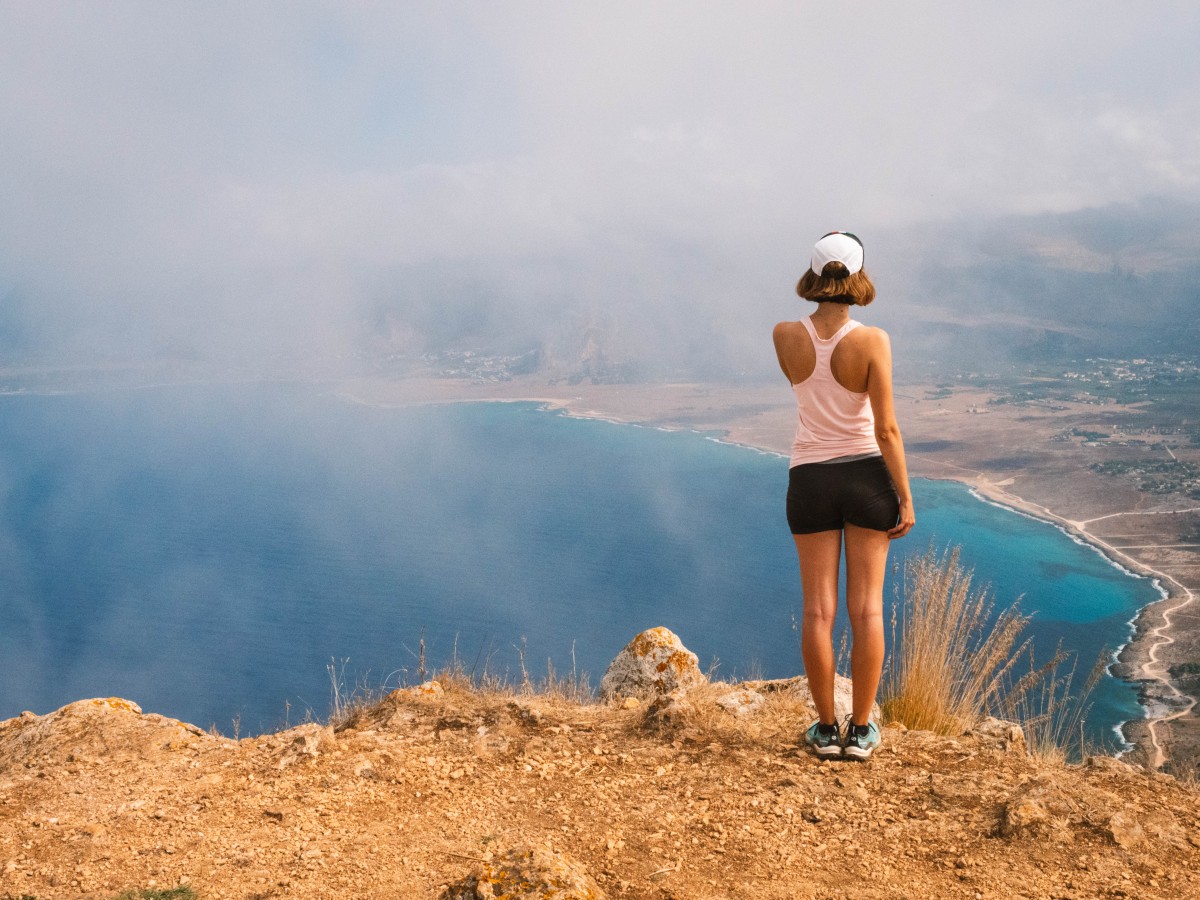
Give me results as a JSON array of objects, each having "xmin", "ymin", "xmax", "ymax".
[{"xmin": 340, "ymin": 371, "xmax": 1200, "ymax": 777}]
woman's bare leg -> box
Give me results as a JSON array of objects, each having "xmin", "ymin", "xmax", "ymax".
[
  {"xmin": 843, "ymin": 523, "xmax": 892, "ymax": 724},
  {"xmin": 793, "ymin": 530, "xmax": 843, "ymax": 724}
]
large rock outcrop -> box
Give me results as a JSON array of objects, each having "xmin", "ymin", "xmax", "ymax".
[
  {"xmin": 599, "ymin": 628, "xmax": 883, "ymax": 724},
  {"xmin": 598, "ymin": 626, "xmax": 704, "ymax": 701},
  {"xmin": 0, "ymin": 697, "xmax": 219, "ymax": 774}
]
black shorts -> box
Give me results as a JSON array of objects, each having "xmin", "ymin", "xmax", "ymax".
[{"xmin": 786, "ymin": 455, "xmax": 900, "ymax": 534}]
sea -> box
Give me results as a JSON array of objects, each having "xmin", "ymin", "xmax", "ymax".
[{"xmin": 0, "ymin": 382, "xmax": 1162, "ymax": 751}]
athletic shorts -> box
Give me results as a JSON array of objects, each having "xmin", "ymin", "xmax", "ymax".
[{"xmin": 786, "ymin": 455, "xmax": 900, "ymax": 535}]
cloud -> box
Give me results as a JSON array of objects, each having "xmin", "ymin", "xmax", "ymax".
[{"xmin": 0, "ymin": 2, "xmax": 1197, "ymax": 369}]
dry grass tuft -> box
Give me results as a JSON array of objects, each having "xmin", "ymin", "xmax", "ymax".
[
  {"xmin": 999, "ymin": 644, "xmax": 1106, "ymax": 763},
  {"xmin": 881, "ymin": 545, "xmax": 1031, "ymax": 735},
  {"xmin": 325, "ymin": 633, "xmax": 598, "ymax": 733},
  {"xmin": 1176, "ymin": 764, "xmax": 1200, "ymax": 794},
  {"xmin": 882, "ymin": 545, "xmax": 1105, "ymax": 762}
]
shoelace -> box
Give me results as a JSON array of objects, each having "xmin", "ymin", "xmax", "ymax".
[{"xmin": 843, "ymin": 716, "xmax": 870, "ymax": 741}]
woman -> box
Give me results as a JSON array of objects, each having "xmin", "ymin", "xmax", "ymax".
[{"xmin": 772, "ymin": 231, "xmax": 915, "ymax": 760}]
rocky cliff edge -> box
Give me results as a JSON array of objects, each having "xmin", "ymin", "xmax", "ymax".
[{"xmin": 2, "ymin": 634, "xmax": 1200, "ymax": 899}]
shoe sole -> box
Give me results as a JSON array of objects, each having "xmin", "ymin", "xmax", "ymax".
[
  {"xmin": 809, "ymin": 743, "xmax": 843, "ymax": 758},
  {"xmin": 843, "ymin": 745, "xmax": 876, "ymax": 760}
]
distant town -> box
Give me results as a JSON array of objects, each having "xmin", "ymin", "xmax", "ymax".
[{"xmin": 923, "ymin": 355, "xmax": 1200, "ymax": 502}]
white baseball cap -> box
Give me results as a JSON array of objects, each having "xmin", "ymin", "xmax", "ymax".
[{"xmin": 811, "ymin": 232, "xmax": 864, "ymax": 277}]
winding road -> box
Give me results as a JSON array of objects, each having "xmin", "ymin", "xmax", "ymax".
[
  {"xmin": 1075, "ymin": 511, "xmax": 1200, "ymax": 771},
  {"xmin": 911, "ymin": 453, "xmax": 1200, "ymax": 770}
]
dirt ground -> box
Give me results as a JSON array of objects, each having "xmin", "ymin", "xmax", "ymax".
[{"xmin": 3, "ymin": 687, "xmax": 1199, "ymax": 900}]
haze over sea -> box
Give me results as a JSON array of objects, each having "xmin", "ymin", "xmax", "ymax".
[{"xmin": 0, "ymin": 384, "xmax": 1160, "ymax": 750}]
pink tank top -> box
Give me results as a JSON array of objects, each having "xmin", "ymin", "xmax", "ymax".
[{"xmin": 789, "ymin": 317, "xmax": 880, "ymax": 467}]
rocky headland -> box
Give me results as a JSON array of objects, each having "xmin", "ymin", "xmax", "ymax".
[{"xmin": 2, "ymin": 628, "xmax": 1199, "ymax": 899}]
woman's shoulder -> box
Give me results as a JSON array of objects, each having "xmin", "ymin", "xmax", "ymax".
[
  {"xmin": 848, "ymin": 322, "xmax": 891, "ymax": 345},
  {"xmin": 841, "ymin": 323, "xmax": 892, "ymax": 363},
  {"xmin": 773, "ymin": 319, "xmax": 809, "ymax": 341}
]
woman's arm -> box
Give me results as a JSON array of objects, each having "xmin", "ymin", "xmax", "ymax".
[
  {"xmin": 864, "ymin": 328, "xmax": 915, "ymax": 539},
  {"xmin": 772, "ymin": 322, "xmax": 795, "ymax": 383}
]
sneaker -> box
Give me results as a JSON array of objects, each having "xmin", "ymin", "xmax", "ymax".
[
  {"xmin": 842, "ymin": 719, "xmax": 881, "ymax": 760},
  {"xmin": 804, "ymin": 720, "xmax": 843, "ymax": 758}
]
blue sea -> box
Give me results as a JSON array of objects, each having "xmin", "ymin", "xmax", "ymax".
[{"xmin": 0, "ymin": 383, "xmax": 1161, "ymax": 750}]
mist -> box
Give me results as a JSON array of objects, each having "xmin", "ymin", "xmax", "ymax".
[{"xmin": 2, "ymin": 3, "xmax": 1199, "ymax": 380}]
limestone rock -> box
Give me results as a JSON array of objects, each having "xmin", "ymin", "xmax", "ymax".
[
  {"xmin": 1107, "ymin": 810, "xmax": 1145, "ymax": 849},
  {"xmin": 968, "ymin": 716, "xmax": 1026, "ymax": 753},
  {"xmin": 1001, "ymin": 779, "xmax": 1081, "ymax": 842},
  {"xmin": 352, "ymin": 756, "xmax": 379, "ymax": 779},
  {"xmin": 0, "ymin": 698, "xmax": 214, "ymax": 774},
  {"xmin": 287, "ymin": 723, "xmax": 337, "ymax": 756},
  {"xmin": 274, "ymin": 722, "xmax": 337, "ymax": 768},
  {"xmin": 441, "ymin": 844, "xmax": 605, "ymax": 899},
  {"xmin": 715, "ymin": 687, "xmax": 765, "ymax": 717},
  {"xmin": 506, "ymin": 700, "xmax": 545, "ymax": 727},
  {"xmin": 780, "ymin": 674, "xmax": 879, "ymax": 723},
  {"xmin": 401, "ymin": 680, "xmax": 445, "ymax": 698},
  {"xmin": 598, "ymin": 627, "xmax": 704, "ymax": 701},
  {"xmin": 1085, "ymin": 755, "xmax": 1141, "ymax": 777},
  {"xmin": 643, "ymin": 690, "xmax": 697, "ymax": 728}
]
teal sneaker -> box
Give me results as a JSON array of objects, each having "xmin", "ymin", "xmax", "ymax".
[
  {"xmin": 804, "ymin": 720, "xmax": 843, "ymax": 758},
  {"xmin": 843, "ymin": 719, "xmax": 881, "ymax": 760}
]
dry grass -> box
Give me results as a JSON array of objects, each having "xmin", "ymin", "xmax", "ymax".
[
  {"xmin": 881, "ymin": 546, "xmax": 1031, "ymax": 735},
  {"xmin": 1176, "ymin": 763, "xmax": 1200, "ymax": 794},
  {"xmin": 326, "ymin": 632, "xmax": 599, "ymax": 733},
  {"xmin": 881, "ymin": 545, "xmax": 1106, "ymax": 762},
  {"xmin": 637, "ymin": 678, "xmax": 817, "ymax": 747},
  {"xmin": 999, "ymin": 644, "xmax": 1106, "ymax": 763}
]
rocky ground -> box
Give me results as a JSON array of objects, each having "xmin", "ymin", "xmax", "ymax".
[{"xmin": 3, "ymin": 680, "xmax": 1199, "ymax": 900}]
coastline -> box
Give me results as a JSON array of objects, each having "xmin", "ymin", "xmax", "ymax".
[
  {"xmin": 335, "ymin": 375, "xmax": 1199, "ymax": 770},
  {"xmin": 552, "ymin": 399, "xmax": 1184, "ymax": 762},
  {"xmin": 945, "ymin": 476, "xmax": 1194, "ymax": 768}
]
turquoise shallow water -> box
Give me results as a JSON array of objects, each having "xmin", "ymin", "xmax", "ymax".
[{"xmin": 0, "ymin": 384, "xmax": 1160, "ymax": 748}]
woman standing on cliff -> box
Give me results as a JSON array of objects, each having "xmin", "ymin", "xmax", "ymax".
[{"xmin": 773, "ymin": 231, "xmax": 915, "ymax": 760}]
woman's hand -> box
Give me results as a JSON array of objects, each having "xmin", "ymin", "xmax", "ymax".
[{"xmin": 888, "ymin": 498, "xmax": 915, "ymax": 539}]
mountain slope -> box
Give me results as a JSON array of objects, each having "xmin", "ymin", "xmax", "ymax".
[{"xmin": 3, "ymin": 689, "xmax": 1198, "ymax": 899}]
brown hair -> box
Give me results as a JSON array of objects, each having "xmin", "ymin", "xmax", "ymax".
[{"xmin": 796, "ymin": 262, "xmax": 876, "ymax": 306}]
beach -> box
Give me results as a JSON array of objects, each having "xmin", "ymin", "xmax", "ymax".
[{"xmin": 338, "ymin": 373, "xmax": 1200, "ymax": 775}]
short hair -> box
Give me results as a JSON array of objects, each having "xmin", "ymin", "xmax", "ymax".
[{"xmin": 796, "ymin": 262, "xmax": 876, "ymax": 306}]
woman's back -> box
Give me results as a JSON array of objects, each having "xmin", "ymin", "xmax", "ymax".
[
  {"xmin": 778, "ymin": 316, "xmax": 880, "ymax": 467},
  {"xmin": 772, "ymin": 314, "xmax": 882, "ymax": 392}
]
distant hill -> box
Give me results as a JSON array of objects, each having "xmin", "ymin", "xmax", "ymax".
[
  {"xmin": 876, "ymin": 197, "xmax": 1200, "ymax": 377},
  {"xmin": 2, "ymin": 197, "xmax": 1194, "ymax": 384},
  {"xmin": 358, "ymin": 197, "xmax": 1200, "ymax": 384}
]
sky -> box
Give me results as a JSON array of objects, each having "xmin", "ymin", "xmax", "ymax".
[{"xmin": 1, "ymin": 2, "xmax": 1198, "ymax": 372}]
